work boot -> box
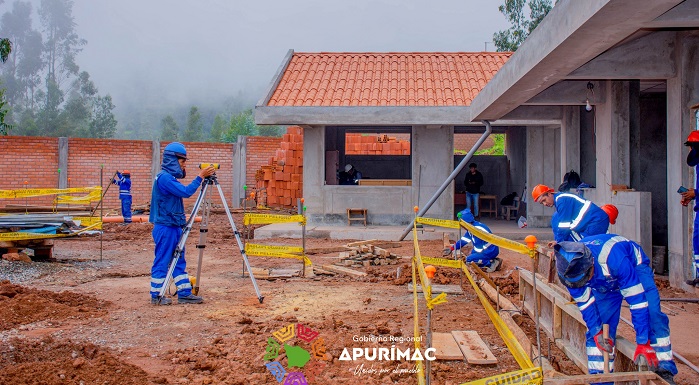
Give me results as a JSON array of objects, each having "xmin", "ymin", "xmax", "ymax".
[
  {"xmin": 685, "ymin": 278, "xmax": 699, "ymax": 287},
  {"xmin": 151, "ymin": 296, "xmax": 172, "ymax": 305},
  {"xmin": 485, "ymin": 258, "xmax": 502, "ymax": 273},
  {"xmin": 656, "ymin": 369, "xmax": 677, "ymax": 385},
  {"xmin": 178, "ymin": 294, "xmax": 204, "ymax": 304}
]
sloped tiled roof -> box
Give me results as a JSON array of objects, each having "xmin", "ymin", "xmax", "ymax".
[{"xmin": 266, "ymin": 52, "xmax": 512, "ymax": 107}]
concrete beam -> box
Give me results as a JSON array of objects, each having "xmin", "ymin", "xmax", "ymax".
[
  {"xmin": 469, "ymin": 0, "xmax": 682, "ymax": 121},
  {"xmin": 524, "ymin": 81, "xmax": 607, "ymax": 106},
  {"xmin": 232, "ymin": 137, "xmax": 247, "ymax": 208},
  {"xmin": 647, "ymin": 0, "xmax": 699, "ymax": 28},
  {"xmin": 567, "ymin": 31, "xmax": 677, "ymax": 80},
  {"xmin": 499, "ymin": 105, "xmax": 563, "ymax": 121},
  {"xmin": 58, "ymin": 137, "xmax": 68, "ymax": 189},
  {"xmin": 255, "ymin": 106, "xmax": 474, "ymax": 126}
]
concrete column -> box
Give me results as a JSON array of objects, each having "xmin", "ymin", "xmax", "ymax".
[
  {"xmin": 505, "ymin": 127, "xmax": 527, "ymax": 197},
  {"xmin": 151, "ymin": 140, "xmax": 160, "ymax": 182},
  {"xmin": 561, "ymin": 107, "xmax": 581, "ymax": 178},
  {"xmin": 303, "ymin": 126, "xmax": 325, "ymax": 224},
  {"xmin": 232, "ymin": 136, "xmax": 247, "ymax": 208},
  {"xmin": 58, "ymin": 137, "xmax": 68, "ymax": 189},
  {"xmin": 667, "ymin": 31, "xmax": 699, "ymax": 288},
  {"xmin": 526, "ymin": 126, "xmax": 560, "ymax": 228},
  {"xmin": 412, "ymin": 125, "xmax": 453, "ymax": 219}
]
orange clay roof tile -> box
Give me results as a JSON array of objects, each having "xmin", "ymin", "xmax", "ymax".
[{"xmin": 267, "ymin": 52, "xmax": 511, "ymax": 107}]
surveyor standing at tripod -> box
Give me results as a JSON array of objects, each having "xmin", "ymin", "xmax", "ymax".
[
  {"xmin": 112, "ymin": 170, "xmax": 132, "ymax": 224},
  {"xmin": 149, "ymin": 142, "xmax": 215, "ymax": 305}
]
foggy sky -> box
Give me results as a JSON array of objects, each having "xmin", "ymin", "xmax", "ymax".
[{"xmin": 5, "ymin": 0, "xmax": 510, "ymax": 110}]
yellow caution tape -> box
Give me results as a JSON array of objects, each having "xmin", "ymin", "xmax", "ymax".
[
  {"xmin": 243, "ymin": 213, "xmax": 306, "ymax": 226},
  {"xmin": 460, "ymin": 219, "xmax": 532, "ymax": 256},
  {"xmin": 421, "ymin": 256, "xmax": 463, "ymax": 269},
  {"xmin": 416, "ymin": 216, "xmax": 460, "ymax": 229},
  {"xmin": 412, "ymin": 227, "xmax": 448, "ymax": 310},
  {"xmin": 461, "ymin": 263, "xmax": 534, "ymax": 369},
  {"xmin": 411, "ymin": 260, "xmax": 426, "ymax": 385},
  {"xmin": 73, "ymin": 216, "xmax": 103, "ymax": 229},
  {"xmin": 55, "ymin": 188, "xmax": 103, "ymax": 204},
  {"xmin": 0, "ymin": 222, "xmax": 102, "ymax": 241},
  {"xmin": 244, "ymin": 243, "xmax": 312, "ymax": 265},
  {"xmin": 460, "ymin": 367, "xmax": 542, "ymax": 385},
  {"xmin": 0, "ymin": 186, "xmax": 101, "ymax": 199}
]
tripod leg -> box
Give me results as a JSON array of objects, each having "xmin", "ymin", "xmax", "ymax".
[
  {"xmin": 192, "ymin": 187, "xmax": 212, "ymax": 296},
  {"xmin": 155, "ymin": 181, "xmax": 209, "ymax": 303},
  {"xmin": 214, "ymin": 183, "xmax": 264, "ymax": 303}
]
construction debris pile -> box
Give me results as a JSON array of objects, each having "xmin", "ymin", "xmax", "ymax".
[
  {"xmin": 0, "ymin": 213, "xmax": 79, "ymax": 235},
  {"xmin": 338, "ymin": 241, "xmax": 403, "ymax": 267}
]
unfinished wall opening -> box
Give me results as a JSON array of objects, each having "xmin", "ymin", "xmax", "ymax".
[{"xmin": 324, "ymin": 126, "xmax": 411, "ymax": 185}]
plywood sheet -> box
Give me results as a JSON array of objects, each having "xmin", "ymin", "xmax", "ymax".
[
  {"xmin": 431, "ymin": 332, "xmax": 465, "ymax": 360},
  {"xmin": 451, "ymin": 330, "xmax": 497, "ymax": 364}
]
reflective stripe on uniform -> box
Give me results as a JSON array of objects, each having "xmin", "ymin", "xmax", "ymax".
[
  {"xmin": 620, "ymin": 283, "xmax": 644, "ymax": 297},
  {"xmin": 574, "ymin": 287, "xmax": 592, "ymax": 303},
  {"xmin": 629, "ymin": 302, "xmax": 649, "ymax": 310},
  {"xmin": 579, "ymin": 296, "xmax": 596, "ymax": 311},
  {"xmin": 151, "ymin": 277, "xmax": 166, "ymax": 284},
  {"xmin": 598, "ymin": 236, "xmax": 626, "ymax": 277},
  {"xmin": 556, "ymin": 194, "xmax": 591, "ymax": 230},
  {"xmin": 656, "ymin": 351, "xmax": 673, "ymax": 361},
  {"xmin": 654, "ymin": 337, "xmax": 671, "ymax": 347},
  {"xmin": 587, "ymin": 346, "xmax": 603, "ymax": 357}
]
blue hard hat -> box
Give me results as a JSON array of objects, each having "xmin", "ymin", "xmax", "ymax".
[
  {"xmin": 164, "ymin": 142, "xmax": 187, "ymax": 160},
  {"xmin": 554, "ymin": 242, "xmax": 594, "ymax": 288},
  {"xmin": 457, "ymin": 208, "xmax": 475, "ymax": 223}
]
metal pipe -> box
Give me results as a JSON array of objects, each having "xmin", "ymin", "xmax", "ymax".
[
  {"xmin": 660, "ymin": 298, "xmax": 699, "ymax": 303},
  {"xmin": 399, "ymin": 120, "xmax": 493, "ymax": 241}
]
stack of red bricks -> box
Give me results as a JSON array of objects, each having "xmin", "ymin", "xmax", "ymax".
[
  {"xmin": 345, "ymin": 133, "xmax": 410, "ymax": 155},
  {"xmin": 255, "ymin": 126, "xmax": 304, "ymax": 208}
]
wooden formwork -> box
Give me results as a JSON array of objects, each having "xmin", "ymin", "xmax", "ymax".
[{"xmin": 519, "ymin": 248, "xmax": 646, "ymax": 384}]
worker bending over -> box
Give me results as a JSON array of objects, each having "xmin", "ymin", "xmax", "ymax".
[
  {"xmin": 443, "ymin": 208, "xmax": 502, "ymax": 272},
  {"xmin": 149, "ymin": 142, "xmax": 215, "ymax": 305},
  {"xmin": 554, "ymin": 235, "xmax": 677, "ymax": 385},
  {"xmin": 532, "ymin": 184, "xmax": 609, "ymax": 243}
]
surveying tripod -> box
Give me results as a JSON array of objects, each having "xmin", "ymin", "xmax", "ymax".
[{"xmin": 154, "ymin": 173, "xmax": 264, "ymax": 304}]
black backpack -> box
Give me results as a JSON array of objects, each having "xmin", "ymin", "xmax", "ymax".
[{"xmin": 558, "ymin": 170, "xmax": 582, "ymax": 192}]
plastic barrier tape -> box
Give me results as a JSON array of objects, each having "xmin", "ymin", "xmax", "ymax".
[
  {"xmin": 55, "ymin": 189, "xmax": 102, "ymax": 204},
  {"xmin": 412, "ymin": 227, "xmax": 448, "ymax": 309},
  {"xmin": 421, "ymin": 256, "xmax": 463, "ymax": 269},
  {"xmin": 416, "ymin": 217, "xmax": 460, "ymax": 229},
  {"xmin": 460, "ymin": 367, "xmax": 542, "ymax": 385},
  {"xmin": 0, "ymin": 222, "xmax": 102, "ymax": 241},
  {"xmin": 244, "ymin": 243, "xmax": 312, "ymax": 265},
  {"xmin": 244, "ymin": 213, "xmax": 306, "ymax": 226},
  {"xmin": 411, "ymin": 261, "xmax": 426, "ymax": 385},
  {"xmin": 0, "ymin": 186, "xmax": 101, "ymax": 199},
  {"xmin": 73, "ymin": 216, "xmax": 103, "ymax": 229},
  {"xmin": 460, "ymin": 220, "xmax": 533, "ymax": 256},
  {"xmin": 461, "ymin": 263, "xmax": 534, "ymax": 369}
]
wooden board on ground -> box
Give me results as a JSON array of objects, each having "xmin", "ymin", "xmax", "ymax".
[
  {"xmin": 408, "ymin": 284, "xmax": 463, "ymax": 295},
  {"xmin": 305, "ymin": 246, "xmax": 352, "ymax": 255},
  {"xmin": 321, "ymin": 264, "xmax": 367, "ymax": 277},
  {"xmin": 345, "ymin": 239, "xmax": 377, "ymax": 247},
  {"xmin": 243, "ymin": 267, "xmax": 299, "ymax": 279},
  {"xmin": 451, "ymin": 330, "xmax": 498, "ymax": 364},
  {"xmin": 432, "ymin": 332, "xmax": 465, "ymax": 360}
]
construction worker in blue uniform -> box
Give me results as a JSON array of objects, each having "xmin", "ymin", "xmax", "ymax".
[
  {"xmin": 681, "ymin": 131, "xmax": 699, "ymax": 287},
  {"xmin": 532, "ymin": 184, "xmax": 609, "ymax": 243},
  {"xmin": 443, "ymin": 208, "xmax": 502, "ymax": 272},
  {"xmin": 113, "ymin": 170, "xmax": 132, "ymax": 224},
  {"xmin": 149, "ymin": 142, "xmax": 215, "ymax": 305},
  {"xmin": 554, "ymin": 235, "xmax": 677, "ymax": 385}
]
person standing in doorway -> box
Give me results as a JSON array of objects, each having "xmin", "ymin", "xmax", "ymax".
[
  {"xmin": 681, "ymin": 131, "xmax": 699, "ymax": 287},
  {"xmin": 463, "ymin": 163, "xmax": 484, "ymax": 218}
]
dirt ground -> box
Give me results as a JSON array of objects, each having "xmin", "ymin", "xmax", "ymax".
[{"xmin": 1, "ymin": 211, "xmax": 698, "ymax": 385}]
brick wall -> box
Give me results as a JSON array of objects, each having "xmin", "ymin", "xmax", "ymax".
[
  {"xmin": 246, "ymin": 137, "xmax": 283, "ymax": 189},
  {"xmin": 454, "ymin": 133, "xmax": 495, "ymax": 152},
  {"xmin": 0, "ymin": 136, "xmax": 59, "ymax": 207}
]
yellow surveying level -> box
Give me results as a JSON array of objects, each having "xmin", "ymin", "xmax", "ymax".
[{"xmin": 198, "ymin": 163, "xmax": 220, "ymax": 169}]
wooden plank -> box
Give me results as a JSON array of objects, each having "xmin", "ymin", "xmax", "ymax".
[
  {"xmin": 321, "ymin": 264, "xmax": 367, "ymax": 277},
  {"xmin": 476, "ymin": 278, "xmax": 520, "ymax": 314},
  {"xmin": 520, "ymin": 269, "xmax": 583, "ymax": 324},
  {"xmin": 431, "ymin": 332, "xmax": 465, "ymax": 360},
  {"xmin": 442, "ymin": 232, "xmax": 451, "ymax": 248},
  {"xmin": 451, "ymin": 330, "xmax": 498, "ymax": 364},
  {"xmin": 345, "ymin": 239, "xmax": 377, "ymax": 247},
  {"xmin": 544, "ymin": 371, "xmax": 658, "ymax": 385},
  {"xmin": 408, "ymin": 284, "xmax": 464, "ymax": 295}
]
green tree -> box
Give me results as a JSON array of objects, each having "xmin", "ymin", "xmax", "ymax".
[
  {"xmin": 258, "ymin": 124, "xmax": 283, "ymax": 137},
  {"xmin": 0, "ymin": 87, "xmax": 12, "ymax": 135},
  {"xmin": 475, "ymin": 134, "xmax": 506, "ymax": 155},
  {"xmin": 209, "ymin": 114, "xmax": 226, "ymax": 142},
  {"xmin": 89, "ymin": 95, "xmax": 116, "ymax": 138},
  {"xmin": 221, "ymin": 109, "xmax": 257, "ymax": 143},
  {"xmin": 493, "ymin": 0, "xmax": 554, "ymax": 52},
  {"xmin": 182, "ymin": 106, "xmax": 202, "ymax": 141},
  {"xmin": 160, "ymin": 115, "xmax": 179, "ymax": 141}
]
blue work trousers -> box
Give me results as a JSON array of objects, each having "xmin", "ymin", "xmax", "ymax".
[
  {"xmin": 150, "ymin": 225, "xmax": 193, "ymax": 298},
  {"xmin": 466, "ymin": 192, "xmax": 479, "ymax": 217},
  {"xmin": 120, "ymin": 195, "xmax": 132, "ymax": 223}
]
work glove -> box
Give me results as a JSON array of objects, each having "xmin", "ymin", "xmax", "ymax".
[
  {"xmin": 633, "ymin": 342, "xmax": 659, "ymax": 371},
  {"xmin": 442, "ymin": 247, "xmax": 453, "ymax": 256},
  {"xmin": 593, "ymin": 330, "xmax": 614, "ymax": 353}
]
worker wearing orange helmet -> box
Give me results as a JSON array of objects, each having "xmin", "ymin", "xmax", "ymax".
[
  {"xmin": 113, "ymin": 170, "xmax": 132, "ymax": 224},
  {"xmin": 681, "ymin": 131, "xmax": 699, "ymax": 287},
  {"xmin": 600, "ymin": 204, "xmax": 619, "ymax": 225},
  {"xmin": 532, "ymin": 184, "xmax": 609, "ymax": 243}
]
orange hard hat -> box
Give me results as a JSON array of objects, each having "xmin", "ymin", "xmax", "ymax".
[
  {"xmin": 532, "ymin": 184, "xmax": 554, "ymax": 202},
  {"xmin": 686, "ymin": 131, "xmax": 699, "ymax": 145},
  {"xmin": 122, "ymin": 170, "xmax": 130, "ymax": 175},
  {"xmin": 600, "ymin": 204, "xmax": 618, "ymax": 225}
]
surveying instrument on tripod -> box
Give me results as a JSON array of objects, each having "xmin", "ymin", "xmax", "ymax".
[{"xmin": 154, "ymin": 163, "xmax": 264, "ymax": 304}]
